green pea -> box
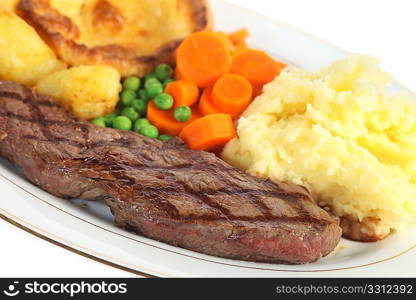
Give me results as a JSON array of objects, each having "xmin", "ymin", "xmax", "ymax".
[
  {"xmin": 158, "ymin": 134, "xmax": 172, "ymax": 141},
  {"xmin": 145, "ymin": 72, "xmax": 158, "ymax": 82},
  {"xmin": 91, "ymin": 118, "xmax": 107, "ymax": 128},
  {"xmin": 120, "ymin": 89, "xmax": 136, "ymax": 106},
  {"xmin": 139, "ymin": 125, "xmax": 159, "ymax": 139},
  {"xmin": 163, "ymin": 79, "xmax": 174, "ymax": 89},
  {"xmin": 154, "ymin": 93, "xmax": 173, "ymax": 110},
  {"xmin": 122, "ymin": 107, "xmax": 139, "ymax": 122},
  {"xmin": 155, "ymin": 64, "xmax": 173, "ymax": 82},
  {"xmin": 122, "ymin": 76, "xmax": 141, "ymax": 91},
  {"xmin": 173, "ymin": 106, "xmax": 192, "ymax": 122},
  {"xmin": 102, "ymin": 113, "xmax": 117, "ymax": 126},
  {"xmin": 131, "ymin": 99, "xmax": 147, "ymax": 115},
  {"xmin": 133, "ymin": 118, "xmax": 151, "ymax": 133},
  {"xmin": 112, "ymin": 116, "xmax": 132, "ymax": 131},
  {"xmin": 138, "ymin": 89, "xmax": 150, "ymax": 102},
  {"xmin": 146, "ymin": 82, "xmax": 164, "ymax": 99},
  {"xmin": 145, "ymin": 77, "xmax": 160, "ymax": 90}
]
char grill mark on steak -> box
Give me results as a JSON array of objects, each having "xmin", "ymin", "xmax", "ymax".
[
  {"xmin": 73, "ymin": 153, "xmax": 321, "ymax": 223},
  {"xmin": 0, "ymin": 89, "xmax": 89, "ymax": 148},
  {"xmin": 0, "ymin": 81, "xmax": 342, "ymax": 264}
]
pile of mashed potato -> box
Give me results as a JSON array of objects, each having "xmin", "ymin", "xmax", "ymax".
[{"xmin": 222, "ymin": 54, "xmax": 416, "ymax": 241}]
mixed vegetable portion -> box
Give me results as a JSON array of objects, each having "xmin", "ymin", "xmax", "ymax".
[
  {"xmin": 90, "ymin": 29, "xmax": 287, "ymax": 151},
  {"xmin": 90, "ymin": 63, "xmax": 175, "ymax": 141}
]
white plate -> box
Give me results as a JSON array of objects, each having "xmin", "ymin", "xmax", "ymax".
[{"xmin": 1, "ymin": 0, "xmax": 415, "ymax": 278}]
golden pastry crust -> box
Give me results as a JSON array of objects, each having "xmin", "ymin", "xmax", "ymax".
[{"xmin": 18, "ymin": 0, "xmax": 212, "ymax": 77}]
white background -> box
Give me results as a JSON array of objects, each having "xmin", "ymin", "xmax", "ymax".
[{"xmin": 1, "ymin": 0, "xmax": 416, "ymax": 277}]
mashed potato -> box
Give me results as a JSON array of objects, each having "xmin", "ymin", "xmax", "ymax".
[{"xmin": 222, "ymin": 54, "xmax": 416, "ymax": 240}]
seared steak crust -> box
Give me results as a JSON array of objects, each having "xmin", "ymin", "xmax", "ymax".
[{"xmin": 0, "ymin": 81, "xmax": 342, "ymax": 264}]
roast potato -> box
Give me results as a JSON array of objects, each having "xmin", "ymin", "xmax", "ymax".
[
  {"xmin": 36, "ymin": 65, "xmax": 121, "ymax": 120},
  {"xmin": 18, "ymin": 0, "xmax": 212, "ymax": 77},
  {"xmin": 0, "ymin": 11, "xmax": 66, "ymax": 86}
]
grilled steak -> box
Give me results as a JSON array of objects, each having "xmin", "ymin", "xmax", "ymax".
[{"xmin": 0, "ymin": 81, "xmax": 342, "ymax": 264}]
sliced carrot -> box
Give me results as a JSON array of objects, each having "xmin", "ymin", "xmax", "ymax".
[
  {"xmin": 234, "ymin": 40, "xmax": 248, "ymax": 53},
  {"xmin": 147, "ymin": 101, "xmax": 200, "ymax": 136},
  {"xmin": 277, "ymin": 60, "xmax": 288, "ymax": 69},
  {"xmin": 176, "ymin": 31, "xmax": 232, "ymax": 88},
  {"xmin": 217, "ymin": 31, "xmax": 235, "ymax": 52},
  {"xmin": 199, "ymin": 88, "xmax": 224, "ymax": 116},
  {"xmin": 190, "ymin": 104, "xmax": 202, "ymax": 117},
  {"xmin": 199, "ymin": 88, "xmax": 244, "ymax": 120},
  {"xmin": 174, "ymin": 67, "xmax": 186, "ymax": 80},
  {"xmin": 228, "ymin": 28, "xmax": 249, "ymax": 46},
  {"xmin": 251, "ymin": 82, "xmax": 263, "ymax": 98},
  {"xmin": 231, "ymin": 48, "xmax": 284, "ymax": 86},
  {"xmin": 212, "ymin": 74, "xmax": 252, "ymax": 115},
  {"xmin": 179, "ymin": 114, "xmax": 237, "ymax": 151},
  {"xmin": 249, "ymin": 62, "xmax": 287, "ymax": 97},
  {"xmin": 165, "ymin": 80, "xmax": 199, "ymax": 108}
]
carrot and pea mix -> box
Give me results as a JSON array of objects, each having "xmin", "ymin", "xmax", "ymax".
[
  {"xmin": 91, "ymin": 29, "xmax": 287, "ymax": 151},
  {"xmin": 90, "ymin": 63, "xmax": 178, "ymax": 141}
]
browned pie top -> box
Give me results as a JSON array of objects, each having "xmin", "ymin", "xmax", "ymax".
[{"xmin": 17, "ymin": 0, "xmax": 212, "ymax": 77}]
